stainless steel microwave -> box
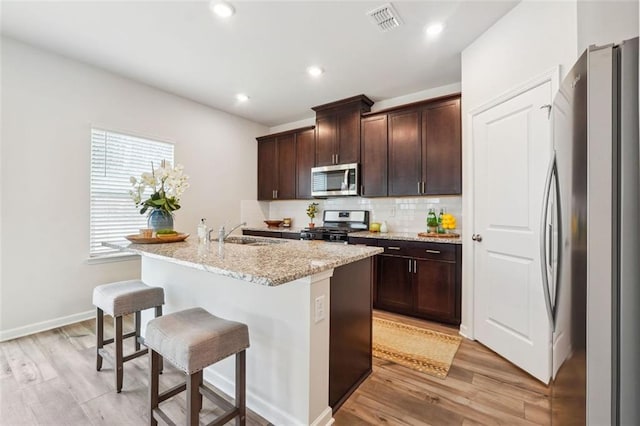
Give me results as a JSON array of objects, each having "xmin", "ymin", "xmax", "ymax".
[{"xmin": 311, "ymin": 163, "xmax": 359, "ymax": 197}]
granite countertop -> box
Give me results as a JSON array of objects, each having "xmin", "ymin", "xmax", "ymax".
[
  {"xmin": 243, "ymin": 226, "xmax": 303, "ymax": 234},
  {"xmin": 349, "ymin": 231, "xmax": 462, "ymax": 245},
  {"xmin": 106, "ymin": 238, "xmax": 382, "ymax": 287}
]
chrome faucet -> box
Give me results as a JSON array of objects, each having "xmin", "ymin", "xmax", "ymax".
[{"xmin": 213, "ymin": 222, "xmax": 247, "ymax": 242}]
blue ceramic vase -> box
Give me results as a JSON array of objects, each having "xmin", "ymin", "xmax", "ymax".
[{"xmin": 148, "ymin": 209, "xmax": 174, "ymax": 231}]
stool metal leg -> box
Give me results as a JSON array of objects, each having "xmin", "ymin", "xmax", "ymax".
[
  {"xmin": 115, "ymin": 315, "xmax": 123, "ymax": 393},
  {"xmin": 96, "ymin": 308, "xmax": 104, "ymax": 371},
  {"xmin": 236, "ymin": 350, "xmax": 246, "ymax": 426},
  {"xmin": 187, "ymin": 371, "xmax": 202, "ymax": 426},
  {"xmin": 149, "ymin": 350, "xmax": 160, "ymax": 426},
  {"xmin": 134, "ymin": 311, "xmax": 141, "ymax": 351}
]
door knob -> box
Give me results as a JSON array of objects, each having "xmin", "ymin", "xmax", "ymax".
[{"xmin": 472, "ymin": 234, "xmax": 483, "ymax": 242}]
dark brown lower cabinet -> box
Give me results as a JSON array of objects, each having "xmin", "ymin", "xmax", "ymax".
[
  {"xmin": 413, "ymin": 258, "xmax": 457, "ymax": 322},
  {"xmin": 373, "ymin": 239, "xmax": 461, "ymax": 325},
  {"xmin": 376, "ymin": 255, "xmax": 413, "ymax": 312},
  {"xmin": 242, "ymin": 229, "xmax": 300, "ymax": 240},
  {"xmin": 329, "ymin": 258, "xmax": 372, "ymax": 412}
]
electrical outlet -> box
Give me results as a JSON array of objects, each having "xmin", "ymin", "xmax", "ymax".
[{"xmin": 314, "ymin": 295, "xmax": 325, "ymax": 323}]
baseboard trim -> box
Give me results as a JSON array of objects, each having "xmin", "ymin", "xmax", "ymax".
[
  {"xmin": 203, "ymin": 368, "xmax": 333, "ymax": 426},
  {"xmin": 0, "ymin": 309, "xmax": 94, "ymax": 342},
  {"xmin": 459, "ymin": 324, "xmax": 474, "ymax": 340}
]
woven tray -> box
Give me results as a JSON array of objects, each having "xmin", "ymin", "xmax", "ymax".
[
  {"xmin": 125, "ymin": 233, "xmax": 190, "ymax": 244},
  {"xmin": 417, "ymin": 232, "xmax": 460, "ymax": 239}
]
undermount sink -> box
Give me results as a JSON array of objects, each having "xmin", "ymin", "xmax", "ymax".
[{"xmin": 217, "ymin": 236, "xmax": 287, "ymax": 246}]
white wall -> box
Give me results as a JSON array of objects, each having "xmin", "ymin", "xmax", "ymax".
[
  {"xmin": 460, "ymin": 0, "xmax": 579, "ymax": 338},
  {"xmin": 577, "ymin": 0, "xmax": 638, "ymax": 52},
  {"xmin": 0, "ymin": 37, "xmax": 267, "ymax": 339}
]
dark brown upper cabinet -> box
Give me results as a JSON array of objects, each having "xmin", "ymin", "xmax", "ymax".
[
  {"xmin": 312, "ymin": 95, "xmax": 373, "ymax": 167},
  {"xmin": 295, "ymin": 128, "xmax": 315, "ymax": 199},
  {"xmin": 422, "ymin": 97, "xmax": 462, "ymax": 195},
  {"xmin": 386, "ymin": 95, "xmax": 461, "ymax": 196},
  {"xmin": 256, "ymin": 126, "xmax": 315, "ymax": 201},
  {"xmin": 360, "ymin": 114, "xmax": 388, "ymax": 197},
  {"xmin": 388, "ymin": 108, "xmax": 422, "ymax": 196}
]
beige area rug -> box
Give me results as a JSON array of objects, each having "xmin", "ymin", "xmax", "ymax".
[{"xmin": 372, "ymin": 317, "xmax": 462, "ymax": 379}]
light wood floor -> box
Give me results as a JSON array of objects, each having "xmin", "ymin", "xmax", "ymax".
[
  {"xmin": 335, "ymin": 311, "xmax": 551, "ymax": 425},
  {"xmin": 0, "ymin": 311, "xmax": 551, "ymax": 425}
]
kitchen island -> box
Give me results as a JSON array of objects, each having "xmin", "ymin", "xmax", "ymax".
[{"xmin": 107, "ymin": 237, "xmax": 382, "ymax": 426}]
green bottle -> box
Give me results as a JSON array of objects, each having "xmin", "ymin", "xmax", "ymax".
[
  {"xmin": 438, "ymin": 209, "xmax": 445, "ymax": 234},
  {"xmin": 426, "ymin": 208, "xmax": 438, "ymax": 233}
]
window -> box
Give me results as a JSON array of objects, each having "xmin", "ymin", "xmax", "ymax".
[{"xmin": 90, "ymin": 129, "xmax": 174, "ymax": 256}]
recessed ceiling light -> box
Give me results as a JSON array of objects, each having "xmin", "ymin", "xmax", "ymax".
[
  {"xmin": 425, "ymin": 23, "xmax": 444, "ymax": 37},
  {"xmin": 307, "ymin": 66, "xmax": 324, "ymax": 77},
  {"xmin": 235, "ymin": 93, "xmax": 249, "ymax": 102},
  {"xmin": 210, "ymin": 1, "xmax": 235, "ymax": 18}
]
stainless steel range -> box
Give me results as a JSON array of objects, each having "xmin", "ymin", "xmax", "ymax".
[{"xmin": 300, "ymin": 210, "xmax": 369, "ymax": 243}]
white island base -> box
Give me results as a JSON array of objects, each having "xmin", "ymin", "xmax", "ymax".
[{"xmin": 140, "ymin": 256, "xmax": 334, "ymax": 426}]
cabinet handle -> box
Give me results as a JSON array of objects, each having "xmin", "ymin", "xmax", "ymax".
[
  {"xmin": 336, "ymin": 153, "xmax": 339, "ymax": 164},
  {"xmin": 408, "ymin": 259, "xmax": 412, "ymax": 273},
  {"xmin": 360, "ymin": 185, "xmax": 364, "ymax": 195},
  {"xmin": 387, "ymin": 246, "xmax": 401, "ymax": 250},
  {"xmin": 417, "ymin": 181, "xmax": 421, "ymax": 194},
  {"xmin": 414, "ymin": 260, "xmax": 417, "ymax": 274},
  {"xmin": 272, "ymin": 190, "xmax": 275, "ymax": 199},
  {"xmin": 422, "ymin": 181, "xmax": 426, "ymax": 194},
  {"xmin": 425, "ymin": 249, "xmax": 441, "ymax": 254},
  {"xmin": 275, "ymin": 189, "xmax": 278, "ymax": 199}
]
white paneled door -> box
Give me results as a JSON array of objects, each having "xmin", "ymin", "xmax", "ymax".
[{"xmin": 472, "ymin": 80, "xmax": 553, "ymax": 383}]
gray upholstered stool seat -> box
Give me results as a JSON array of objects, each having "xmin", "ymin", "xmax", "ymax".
[
  {"xmin": 146, "ymin": 307, "xmax": 250, "ymax": 426},
  {"xmin": 93, "ymin": 280, "xmax": 164, "ymax": 316},
  {"xmin": 92, "ymin": 280, "xmax": 164, "ymax": 393}
]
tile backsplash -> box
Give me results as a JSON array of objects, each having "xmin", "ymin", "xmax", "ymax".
[{"xmin": 242, "ymin": 196, "xmax": 462, "ymax": 234}]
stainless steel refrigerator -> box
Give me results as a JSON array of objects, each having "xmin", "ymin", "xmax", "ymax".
[{"xmin": 543, "ymin": 37, "xmax": 639, "ymax": 425}]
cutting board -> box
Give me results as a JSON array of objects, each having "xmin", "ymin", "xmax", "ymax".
[{"xmin": 417, "ymin": 232, "xmax": 460, "ymax": 239}]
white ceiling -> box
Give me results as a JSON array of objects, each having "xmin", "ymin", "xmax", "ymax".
[{"xmin": 1, "ymin": 1, "xmax": 518, "ymax": 126}]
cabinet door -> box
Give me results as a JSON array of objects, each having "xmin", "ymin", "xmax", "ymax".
[
  {"xmin": 295, "ymin": 128, "xmax": 315, "ymax": 199},
  {"xmin": 388, "ymin": 109, "xmax": 422, "ymax": 196},
  {"xmin": 375, "ymin": 255, "xmax": 413, "ymax": 313},
  {"xmin": 413, "ymin": 258, "xmax": 457, "ymax": 323},
  {"xmin": 315, "ymin": 115, "xmax": 336, "ymax": 166},
  {"xmin": 361, "ymin": 115, "xmax": 388, "ymax": 197},
  {"xmin": 257, "ymin": 137, "xmax": 277, "ymax": 200},
  {"xmin": 422, "ymin": 98, "xmax": 461, "ymax": 195},
  {"xmin": 336, "ymin": 109, "xmax": 361, "ymax": 164},
  {"xmin": 276, "ymin": 134, "xmax": 296, "ymax": 200}
]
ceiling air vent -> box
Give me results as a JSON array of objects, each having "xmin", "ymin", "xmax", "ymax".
[{"xmin": 367, "ymin": 3, "xmax": 403, "ymax": 32}]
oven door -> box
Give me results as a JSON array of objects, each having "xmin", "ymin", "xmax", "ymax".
[{"xmin": 311, "ymin": 163, "xmax": 359, "ymax": 197}]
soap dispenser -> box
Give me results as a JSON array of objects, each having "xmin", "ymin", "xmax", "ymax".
[
  {"xmin": 197, "ymin": 218, "xmax": 208, "ymax": 244},
  {"xmin": 380, "ymin": 221, "xmax": 388, "ymax": 233}
]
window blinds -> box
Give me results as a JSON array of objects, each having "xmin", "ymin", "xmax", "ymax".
[{"xmin": 90, "ymin": 129, "xmax": 174, "ymax": 256}]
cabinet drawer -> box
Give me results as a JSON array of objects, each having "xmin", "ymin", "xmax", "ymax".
[
  {"xmin": 377, "ymin": 240, "xmax": 412, "ymax": 256},
  {"xmin": 348, "ymin": 237, "xmax": 378, "ymax": 247},
  {"xmin": 378, "ymin": 239, "xmax": 455, "ymax": 261},
  {"xmin": 281, "ymin": 232, "xmax": 301, "ymax": 240},
  {"xmin": 406, "ymin": 242, "xmax": 455, "ymax": 262},
  {"xmin": 242, "ymin": 230, "xmax": 282, "ymax": 238}
]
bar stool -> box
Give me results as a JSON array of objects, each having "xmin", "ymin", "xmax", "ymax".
[
  {"xmin": 145, "ymin": 307, "xmax": 250, "ymax": 426},
  {"xmin": 92, "ymin": 279, "xmax": 165, "ymax": 393}
]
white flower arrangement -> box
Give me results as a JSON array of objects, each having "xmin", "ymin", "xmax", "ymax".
[{"xmin": 129, "ymin": 161, "xmax": 189, "ymax": 215}]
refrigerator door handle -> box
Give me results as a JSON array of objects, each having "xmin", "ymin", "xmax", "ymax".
[
  {"xmin": 539, "ymin": 152, "xmax": 556, "ymax": 330},
  {"xmin": 551, "ymin": 159, "xmax": 563, "ymax": 324}
]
